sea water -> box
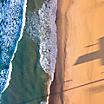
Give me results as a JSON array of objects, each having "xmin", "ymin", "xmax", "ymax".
[
  {"xmin": 0, "ymin": 0, "xmax": 57, "ymax": 104},
  {"xmin": 26, "ymin": 0, "xmax": 57, "ymax": 103},
  {"xmin": 0, "ymin": 0, "xmax": 27, "ymax": 94}
]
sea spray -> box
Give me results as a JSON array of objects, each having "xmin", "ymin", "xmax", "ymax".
[{"xmin": 0, "ymin": 0, "xmax": 27, "ymax": 94}]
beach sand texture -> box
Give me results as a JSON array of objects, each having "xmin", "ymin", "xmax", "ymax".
[{"xmin": 49, "ymin": 0, "xmax": 104, "ymax": 104}]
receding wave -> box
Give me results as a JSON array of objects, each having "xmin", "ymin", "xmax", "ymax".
[
  {"xmin": 27, "ymin": 0, "xmax": 57, "ymax": 81},
  {"xmin": 26, "ymin": 0, "xmax": 57, "ymax": 103}
]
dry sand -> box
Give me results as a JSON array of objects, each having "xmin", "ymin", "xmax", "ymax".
[{"xmin": 49, "ymin": 0, "xmax": 104, "ymax": 104}]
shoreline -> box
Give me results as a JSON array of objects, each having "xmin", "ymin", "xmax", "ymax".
[
  {"xmin": 38, "ymin": 0, "xmax": 58, "ymax": 103},
  {"xmin": 49, "ymin": 0, "xmax": 64, "ymax": 103},
  {"xmin": 39, "ymin": 0, "xmax": 57, "ymax": 81},
  {"xmin": 49, "ymin": 0, "xmax": 71, "ymax": 103},
  {"xmin": 49, "ymin": 0, "xmax": 104, "ymax": 103}
]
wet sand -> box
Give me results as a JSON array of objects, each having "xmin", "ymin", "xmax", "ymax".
[
  {"xmin": 49, "ymin": 0, "xmax": 71, "ymax": 103},
  {"xmin": 49, "ymin": 0, "xmax": 104, "ymax": 104}
]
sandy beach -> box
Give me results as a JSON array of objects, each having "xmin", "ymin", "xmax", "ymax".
[
  {"xmin": 49, "ymin": 0, "xmax": 71, "ymax": 103},
  {"xmin": 49, "ymin": 0, "xmax": 104, "ymax": 104}
]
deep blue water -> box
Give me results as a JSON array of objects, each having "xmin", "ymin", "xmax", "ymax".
[{"xmin": 0, "ymin": 0, "xmax": 26, "ymax": 93}]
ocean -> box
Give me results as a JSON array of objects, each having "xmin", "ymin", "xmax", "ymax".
[{"xmin": 0, "ymin": 0, "xmax": 57, "ymax": 104}]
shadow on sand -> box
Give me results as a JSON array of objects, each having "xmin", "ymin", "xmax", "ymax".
[{"xmin": 74, "ymin": 37, "xmax": 104, "ymax": 65}]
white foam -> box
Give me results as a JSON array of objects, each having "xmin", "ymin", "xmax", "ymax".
[
  {"xmin": 38, "ymin": 0, "xmax": 57, "ymax": 103},
  {"xmin": 39, "ymin": 0, "xmax": 57, "ymax": 81},
  {"xmin": 1, "ymin": 0, "xmax": 27, "ymax": 94}
]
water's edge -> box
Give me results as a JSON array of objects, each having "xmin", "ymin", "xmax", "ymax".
[
  {"xmin": 27, "ymin": 0, "xmax": 57, "ymax": 103},
  {"xmin": 38, "ymin": 0, "xmax": 57, "ymax": 103}
]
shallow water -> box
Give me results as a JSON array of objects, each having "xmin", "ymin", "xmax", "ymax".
[
  {"xmin": 0, "ymin": 0, "xmax": 27, "ymax": 93},
  {"xmin": 1, "ymin": 32, "xmax": 49, "ymax": 104}
]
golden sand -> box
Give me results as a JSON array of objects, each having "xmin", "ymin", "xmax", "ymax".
[{"xmin": 49, "ymin": 0, "xmax": 104, "ymax": 104}]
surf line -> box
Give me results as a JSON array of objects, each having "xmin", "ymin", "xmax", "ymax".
[{"xmin": 1, "ymin": 0, "xmax": 27, "ymax": 94}]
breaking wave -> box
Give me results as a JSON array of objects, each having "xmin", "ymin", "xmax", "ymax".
[{"xmin": 0, "ymin": 0, "xmax": 27, "ymax": 93}]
